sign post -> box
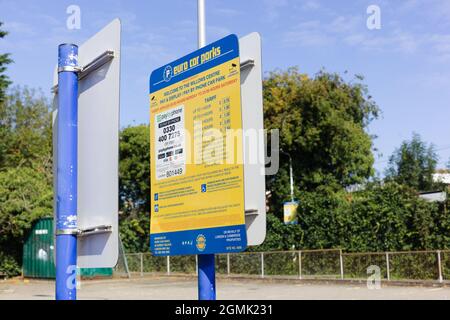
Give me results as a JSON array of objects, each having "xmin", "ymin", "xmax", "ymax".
[
  {"xmin": 149, "ymin": 34, "xmax": 245, "ymax": 298},
  {"xmin": 55, "ymin": 43, "xmax": 79, "ymax": 300},
  {"xmin": 196, "ymin": 0, "xmax": 216, "ymax": 301},
  {"xmin": 150, "ymin": 13, "xmax": 246, "ymax": 304},
  {"xmin": 53, "ymin": 19, "xmax": 121, "ymax": 300},
  {"xmin": 149, "ymin": 2, "xmax": 266, "ymax": 301}
]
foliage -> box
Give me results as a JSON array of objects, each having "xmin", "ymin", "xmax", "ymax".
[
  {"xmin": 0, "ymin": 87, "xmax": 52, "ymax": 171},
  {"xmin": 346, "ymin": 182, "xmax": 448, "ymax": 251},
  {"xmin": 0, "ymin": 166, "xmax": 52, "ymax": 241},
  {"xmin": 119, "ymin": 125, "xmax": 150, "ymax": 252},
  {"xmin": 252, "ymin": 181, "xmax": 449, "ymax": 254},
  {"xmin": 0, "ymin": 166, "xmax": 52, "ymax": 275},
  {"xmin": 263, "ymin": 68, "xmax": 379, "ymax": 216},
  {"xmin": 250, "ymin": 214, "xmax": 303, "ymax": 252},
  {"xmin": 0, "ymin": 87, "xmax": 52, "ymax": 276},
  {"xmin": 0, "ymin": 22, "xmax": 13, "ymax": 104},
  {"xmin": 0, "ymin": 251, "xmax": 21, "ymax": 277},
  {"xmin": 385, "ymin": 133, "xmax": 438, "ymax": 192}
]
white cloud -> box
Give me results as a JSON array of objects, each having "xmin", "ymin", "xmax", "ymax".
[
  {"xmin": 344, "ymin": 30, "xmax": 419, "ymax": 54},
  {"xmin": 208, "ymin": 26, "xmax": 232, "ymax": 42},
  {"xmin": 281, "ymin": 13, "xmax": 423, "ymax": 55},
  {"xmin": 3, "ymin": 21, "xmax": 36, "ymax": 36},
  {"xmin": 428, "ymin": 34, "xmax": 450, "ymax": 62},
  {"xmin": 327, "ymin": 15, "xmax": 362, "ymax": 34},
  {"xmin": 282, "ymin": 20, "xmax": 333, "ymax": 47},
  {"xmin": 263, "ymin": 0, "xmax": 289, "ymax": 22},
  {"xmin": 407, "ymin": 71, "xmax": 450, "ymax": 89},
  {"xmin": 213, "ymin": 8, "xmax": 242, "ymax": 18},
  {"xmin": 123, "ymin": 43, "xmax": 175, "ymax": 65},
  {"xmin": 301, "ymin": 0, "xmax": 321, "ymax": 11}
]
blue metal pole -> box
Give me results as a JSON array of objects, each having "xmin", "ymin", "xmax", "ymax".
[
  {"xmin": 56, "ymin": 43, "xmax": 79, "ymax": 300},
  {"xmin": 198, "ymin": 254, "xmax": 216, "ymax": 300}
]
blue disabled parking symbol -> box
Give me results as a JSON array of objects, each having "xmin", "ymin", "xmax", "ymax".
[{"xmin": 201, "ymin": 184, "xmax": 207, "ymax": 193}]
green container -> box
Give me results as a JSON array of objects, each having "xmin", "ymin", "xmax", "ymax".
[
  {"xmin": 22, "ymin": 217, "xmax": 56, "ymax": 279},
  {"xmin": 22, "ymin": 218, "xmax": 113, "ymax": 279}
]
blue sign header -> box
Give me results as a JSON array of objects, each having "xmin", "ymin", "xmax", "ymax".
[{"xmin": 149, "ymin": 34, "xmax": 239, "ymax": 93}]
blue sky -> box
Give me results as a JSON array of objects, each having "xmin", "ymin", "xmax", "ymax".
[{"xmin": 1, "ymin": 0, "xmax": 450, "ymax": 174}]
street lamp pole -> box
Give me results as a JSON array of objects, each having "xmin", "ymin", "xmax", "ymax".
[
  {"xmin": 281, "ymin": 150, "xmax": 295, "ymax": 203},
  {"xmin": 197, "ymin": 0, "xmax": 216, "ymax": 301}
]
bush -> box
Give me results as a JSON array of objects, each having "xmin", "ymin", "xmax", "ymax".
[
  {"xmin": 0, "ymin": 251, "xmax": 21, "ymax": 277},
  {"xmin": 255, "ymin": 182, "xmax": 450, "ymax": 254},
  {"xmin": 0, "ymin": 166, "xmax": 52, "ymax": 276}
]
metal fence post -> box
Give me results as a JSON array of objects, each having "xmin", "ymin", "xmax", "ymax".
[
  {"xmin": 437, "ymin": 250, "xmax": 443, "ymax": 283},
  {"xmin": 298, "ymin": 251, "xmax": 302, "ymax": 280},
  {"xmin": 140, "ymin": 253, "xmax": 143, "ymax": 277},
  {"xmin": 167, "ymin": 256, "xmax": 170, "ymax": 276},
  {"xmin": 339, "ymin": 250, "xmax": 344, "ymax": 280},
  {"xmin": 227, "ymin": 253, "xmax": 230, "ymax": 276},
  {"xmin": 119, "ymin": 236, "xmax": 131, "ymax": 279},
  {"xmin": 386, "ymin": 252, "xmax": 390, "ymax": 281},
  {"xmin": 261, "ymin": 252, "xmax": 265, "ymax": 278}
]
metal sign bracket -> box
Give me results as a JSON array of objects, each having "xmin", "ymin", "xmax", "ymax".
[
  {"xmin": 55, "ymin": 225, "xmax": 113, "ymax": 237},
  {"xmin": 52, "ymin": 50, "xmax": 115, "ymax": 93},
  {"xmin": 240, "ymin": 59, "xmax": 255, "ymax": 70},
  {"xmin": 77, "ymin": 225, "xmax": 113, "ymax": 237},
  {"xmin": 245, "ymin": 209, "xmax": 259, "ymax": 216}
]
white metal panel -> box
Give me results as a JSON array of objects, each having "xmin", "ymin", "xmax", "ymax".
[
  {"xmin": 240, "ymin": 32, "xmax": 266, "ymax": 246},
  {"xmin": 433, "ymin": 173, "xmax": 450, "ymax": 184},
  {"xmin": 53, "ymin": 19, "xmax": 121, "ymax": 268},
  {"xmin": 419, "ymin": 192, "xmax": 447, "ymax": 203}
]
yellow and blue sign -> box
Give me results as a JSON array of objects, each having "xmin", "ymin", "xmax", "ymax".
[
  {"xmin": 149, "ymin": 34, "xmax": 247, "ymax": 256},
  {"xmin": 284, "ymin": 201, "xmax": 299, "ymax": 225}
]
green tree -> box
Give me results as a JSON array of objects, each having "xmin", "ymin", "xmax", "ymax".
[
  {"xmin": 119, "ymin": 125, "xmax": 150, "ymax": 252},
  {"xmin": 294, "ymin": 181, "xmax": 448, "ymax": 253},
  {"xmin": 263, "ymin": 68, "xmax": 379, "ymax": 216},
  {"xmin": 0, "ymin": 88, "xmax": 52, "ymax": 276},
  {"xmin": 0, "ymin": 87, "xmax": 52, "ymax": 171},
  {"xmin": 343, "ymin": 182, "xmax": 440, "ymax": 252},
  {"xmin": 0, "ymin": 166, "xmax": 53, "ymax": 275},
  {"xmin": 385, "ymin": 133, "xmax": 438, "ymax": 191},
  {"xmin": 0, "ymin": 22, "xmax": 13, "ymax": 104},
  {"xmin": 251, "ymin": 214, "xmax": 304, "ymax": 252},
  {"xmin": 295, "ymin": 188, "xmax": 350, "ymax": 250}
]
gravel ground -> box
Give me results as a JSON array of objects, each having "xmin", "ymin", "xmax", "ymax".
[{"xmin": 1, "ymin": 276, "xmax": 449, "ymax": 300}]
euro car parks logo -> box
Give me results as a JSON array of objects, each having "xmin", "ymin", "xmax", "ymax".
[
  {"xmin": 196, "ymin": 234, "xmax": 206, "ymax": 251},
  {"xmin": 163, "ymin": 65, "xmax": 173, "ymax": 82}
]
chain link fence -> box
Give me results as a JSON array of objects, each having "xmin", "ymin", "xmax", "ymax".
[{"xmin": 115, "ymin": 249, "xmax": 450, "ymax": 283}]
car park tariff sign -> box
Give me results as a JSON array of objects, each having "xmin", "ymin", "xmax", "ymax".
[{"xmin": 149, "ymin": 34, "xmax": 247, "ymax": 256}]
